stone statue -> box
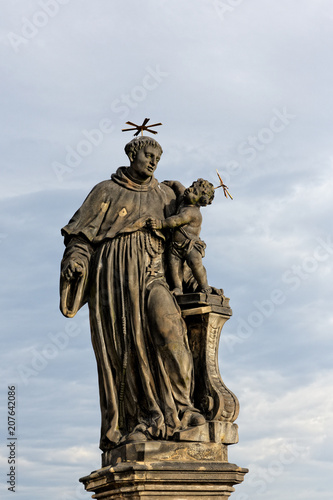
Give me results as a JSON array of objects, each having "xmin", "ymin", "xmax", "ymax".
[
  {"xmin": 146, "ymin": 178, "xmax": 215, "ymax": 296},
  {"xmin": 60, "ymin": 136, "xmax": 207, "ymax": 452},
  {"xmin": 61, "ymin": 131, "xmax": 247, "ymax": 498}
]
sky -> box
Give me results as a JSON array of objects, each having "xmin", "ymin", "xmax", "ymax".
[{"xmin": 0, "ymin": 0, "xmax": 332, "ymax": 498}]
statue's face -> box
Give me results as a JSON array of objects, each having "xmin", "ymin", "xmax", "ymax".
[
  {"xmin": 130, "ymin": 145, "xmax": 161, "ymax": 180},
  {"xmin": 184, "ymin": 182, "xmax": 202, "ymax": 205}
]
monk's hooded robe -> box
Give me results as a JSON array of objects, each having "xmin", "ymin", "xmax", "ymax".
[{"xmin": 60, "ymin": 167, "xmax": 196, "ymax": 451}]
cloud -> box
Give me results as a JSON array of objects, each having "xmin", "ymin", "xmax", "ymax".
[{"xmin": 1, "ymin": 1, "xmax": 332, "ymax": 499}]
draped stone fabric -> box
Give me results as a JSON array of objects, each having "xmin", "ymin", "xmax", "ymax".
[{"xmin": 60, "ymin": 168, "xmax": 197, "ymax": 451}]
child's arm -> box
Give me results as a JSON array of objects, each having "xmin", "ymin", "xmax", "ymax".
[
  {"xmin": 162, "ymin": 180, "xmax": 186, "ymax": 200},
  {"xmin": 147, "ymin": 207, "xmax": 193, "ymax": 230}
]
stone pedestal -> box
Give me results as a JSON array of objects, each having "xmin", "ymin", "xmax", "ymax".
[
  {"xmin": 80, "ymin": 443, "xmax": 248, "ymax": 499},
  {"xmin": 80, "ymin": 294, "xmax": 248, "ymax": 499},
  {"xmin": 177, "ymin": 293, "xmax": 239, "ymax": 424}
]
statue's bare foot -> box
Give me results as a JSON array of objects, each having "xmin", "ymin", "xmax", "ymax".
[
  {"xmin": 124, "ymin": 431, "xmax": 148, "ymax": 443},
  {"xmin": 201, "ymin": 286, "xmax": 213, "ymax": 294},
  {"xmin": 181, "ymin": 410, "xmax": 206, "ymax": 428},
  {"xmin": 120, "ymin": 424, "xmax": 148, "ymax": 444}
]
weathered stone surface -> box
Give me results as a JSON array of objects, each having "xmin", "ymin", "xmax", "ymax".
[
  {"xmin": 60, "ymin": 137, "xmax": 211, "ymax": 451},
  {"xmin": 60, "ymin": 136, "xmax": 248, "ymax": 498},
  {"xmin": 102, "ymin": 441, "xmax": 228, "ymax": 467},
  {"xmin": 173, "ymin": 421, "xmax": 238, "ymax": 445},
  {"xmin": 80, "ymin": 461, "xmax": 248, "ymax": 500},
  {"xmin": 178, "ymin": 294, "xmax": 239, "ymax": 424}
]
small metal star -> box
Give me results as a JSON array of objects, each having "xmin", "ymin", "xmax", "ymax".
[
  {"xmin": 215, "ymin": 170, "xmax": 233, "ymax": 199},
  {"xmin": 122, "ymin": 118, "xmax": 162, "ymax": 136}
]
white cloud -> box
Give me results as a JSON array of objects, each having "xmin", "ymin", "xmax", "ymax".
[{"xmin": 1, "ymin": 1, "xmax": 332, "ymax": 499}]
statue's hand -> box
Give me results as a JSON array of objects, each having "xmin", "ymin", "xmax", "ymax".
[
  {"xmin": 62, "ymin": 259, "xmax": 84, "ymax": 281},
  {"xmin": 146, "ymin": 218, "xmax": 162, "ymax": 230}
]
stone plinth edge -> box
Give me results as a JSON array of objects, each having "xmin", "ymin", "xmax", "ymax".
[{"xmin": 80, "ymin": 461, "xmax": 248, "ymax": 500}]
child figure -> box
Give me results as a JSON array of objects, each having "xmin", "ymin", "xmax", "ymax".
[{"xmin": 147, "ymin": 178, "xmax": 214, "ymax": 295}]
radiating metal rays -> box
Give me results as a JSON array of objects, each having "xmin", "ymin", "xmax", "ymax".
[
  {"xmin": 122, "ymin": 118, "xmax": 162, "ymax": 136},
  {"xmin": 215, "ymin": 170, "xmax": 233, "ymax": 199}
]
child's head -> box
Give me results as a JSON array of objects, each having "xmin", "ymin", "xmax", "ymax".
[{"xmin": 184, "ymin": 178, "xmax": 215, "ymax": 206}]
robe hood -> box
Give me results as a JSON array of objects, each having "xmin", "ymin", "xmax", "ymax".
[{"xmin": 111, "ymin": 166, "xmax": 159, "ymax": 192}]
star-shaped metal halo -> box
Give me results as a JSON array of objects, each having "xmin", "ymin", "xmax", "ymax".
[{"xmin": 122, "ymin": 118, "xmax": 162, "ymax": 136}]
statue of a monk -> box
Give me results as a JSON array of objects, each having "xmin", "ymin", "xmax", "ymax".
[{"xmin": 60, "ymin": 136, "xmax": 205, "ymax": 451}]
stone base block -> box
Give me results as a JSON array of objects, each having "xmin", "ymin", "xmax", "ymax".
[
  {"xmin": 102, "ymin": 441, "xmax": 228, "ymax": 468},
  {"xmin": 80, "ymin": 461, "xmax": 248, "ymax": 500},
  {"xmin": 101, "ymin": 422, "xmax": 238, "ymax": 468},
  {"xmin": 173, "ymin": 421, "xmax": 238, "ymax": 445}
]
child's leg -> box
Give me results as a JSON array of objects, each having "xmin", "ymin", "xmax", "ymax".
[
  {"xmin": 168, "ymin": 251, "xmax": 183, "ymax": 294},
  {"xmin": 186, "ymin": 248, "xmax": 212, "ymax": 293}
]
